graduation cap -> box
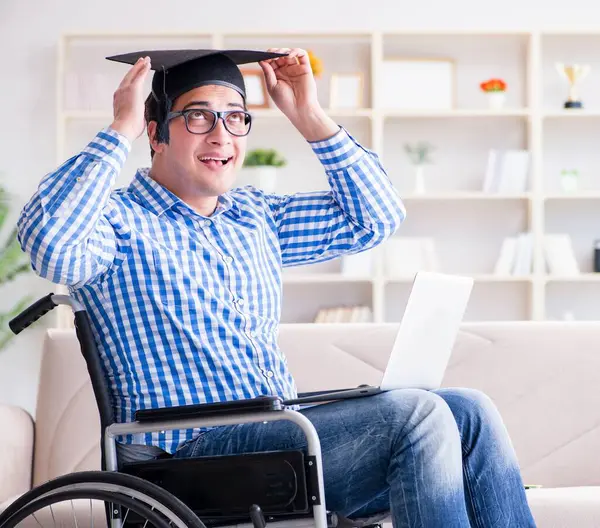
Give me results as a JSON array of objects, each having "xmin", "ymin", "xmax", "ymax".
[{"xmin": 106, "ymin": 49, "xmax": 287, "ymax": 143}]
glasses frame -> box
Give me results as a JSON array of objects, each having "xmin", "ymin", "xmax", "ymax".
[{"xmin": 167, "ymin": 108, "xmax": 252, "ymax": 137}]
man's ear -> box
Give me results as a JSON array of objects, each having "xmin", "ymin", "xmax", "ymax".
[{"xmin": 147, "ymin": 121, "xmax": 166, "ymax": 155}]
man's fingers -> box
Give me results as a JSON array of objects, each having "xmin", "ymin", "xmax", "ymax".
[
  {"xmin": 266, "ymin": 47, "xmax": 305, "ymax": 69},
  {"xmin": 131, "ymin": 57, "xmax": 151, "ymax": 85},
  {"xmin": 294, "ymin": 49, "xmax": 309, "ymax": 67},
  {"xmin": 259, "ymin": 60, "xmax": 277, "ymax": 90},
  {"xmin": 119, "ymin": 57, "xmax": 149, "ymax": 87},
  {"xmin": 277, "ymin": 63, "xmax": 308, "ymax": 78}
]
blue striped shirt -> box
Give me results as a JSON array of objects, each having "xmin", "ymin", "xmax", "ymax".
[{"xmin": 17, "ymin": 125, "xmax": 405, "ymax": 453}]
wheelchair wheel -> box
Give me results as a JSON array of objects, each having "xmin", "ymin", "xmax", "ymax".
[
  {"xmin": 0, "ymin": 470, "xmax": 206, "ymax": 528},
  {"xmin": 3, "ymin": 489, "xmax": 171, "ymax": 528}
]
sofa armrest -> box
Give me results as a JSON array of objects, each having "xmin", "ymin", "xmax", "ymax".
[
  {"xmin": 134, "ymin": 396, "xmax": 283, "ymax": 423},
  {"xmin": 0, "ymin": 404, "xmax": 33, "ymax": 503}
]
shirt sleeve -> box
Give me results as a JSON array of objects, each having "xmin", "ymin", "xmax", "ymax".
[
  {"xmin": 17, "ymin": 127, "xmax": 131, "ymax": 287},
  {"xmin": 265, "ymin": 127, "xmax": 406, "ymax": 267}
]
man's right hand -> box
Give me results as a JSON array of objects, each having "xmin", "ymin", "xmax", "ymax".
[{"xmin": 110, "ymin": 56, "xmax": 151, "ymax": 143}]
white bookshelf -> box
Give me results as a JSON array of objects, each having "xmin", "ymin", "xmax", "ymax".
[{"xmin": 54, "ymin": 29, "xmax": 600, "ymax": 326}]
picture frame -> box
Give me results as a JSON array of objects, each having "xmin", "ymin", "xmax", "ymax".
[
  {"xmin": 240, "ymin": 69, "xmax": 269, "ymax": 109},
  {"xmin": 379, "ymin": 58, "xmax": 455, "ymax": 110},
  {"xmin": 329, "ymin": 73, "xmax": 364, "ymax": 109}
]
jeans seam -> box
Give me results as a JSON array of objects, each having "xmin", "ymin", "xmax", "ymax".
[
  {"xmin": 462, "ymin": 447, "xmax": 484, "ymax": 528},
  {"xmin": 188, "ymin": 432, "xmax": 207, "ymax": 458}
]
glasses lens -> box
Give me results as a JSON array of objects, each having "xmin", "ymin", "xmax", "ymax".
[
  {"xmin": 185, "ymin": 110, "xmax": 216, "ymax": 134},
  {"xmin": 224, "ymin": 111, "xmax": 251, "ymax": 136}
]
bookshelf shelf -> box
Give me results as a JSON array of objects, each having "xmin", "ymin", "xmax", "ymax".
[
  {"xmin": 54, "ymin": 29, "xmax": 600, "ymax": 326},
  {"xmin": 401, "ymin": 192, "xmax": 532, "ymax": 201},
  {"xmin": 384, "ymin": 274, "xmax": 534, "ymax": 283},
  {"xmin": 544, "ymin": 193, "xmax": 600, "ymax": 200},
  {"xmin": 543, "ymin": 274, "xmax": 600, "ymax": 283},
  {"xmin": 282, "ymin": 274, "xmax": 374, "ymax": 284},
  {"xmin": 382, "ymin": 109, "xmax": 531, "ymax": 118}
]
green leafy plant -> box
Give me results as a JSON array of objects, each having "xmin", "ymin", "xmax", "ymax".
[
  {"xmin": 243, "ymin": 149, "xmax": 287, "ymax": 168},
  {"xmin": 404, "ymin": 142, "xmax": 435, "ymax": 165},
  {"xmin": 0, "ymin": 185, "xmax": 33, "ymax": 351}
]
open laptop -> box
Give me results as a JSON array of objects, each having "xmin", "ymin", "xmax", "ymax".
[{"xmin": 283, "ymin": 271, "xmax": 474, "ymax": 406}]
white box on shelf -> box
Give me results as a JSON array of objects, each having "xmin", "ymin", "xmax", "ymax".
[{"xmin": 379, "ymin": 58, "xmax": 454, "ymax": 110}]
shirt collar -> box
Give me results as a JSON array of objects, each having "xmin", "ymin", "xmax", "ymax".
[{"xmin": 130, "ymin": 169, "xmax": 240, "ymax": 219}]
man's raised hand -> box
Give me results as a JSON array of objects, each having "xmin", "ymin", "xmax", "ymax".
[{"xmin": 110, "ymin": 56, "xmax": 151, "ymax": 142}]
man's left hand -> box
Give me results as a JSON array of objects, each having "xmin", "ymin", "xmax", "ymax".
[{"xmin": 260, "ymin": 47, "xmax": 338, "ymax": 142}]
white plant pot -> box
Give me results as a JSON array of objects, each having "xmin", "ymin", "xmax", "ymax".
[
  {"xmin": 414, "ymin": 165, "xmax": 426, "ymax": 194},
  {"xmin": 487, "ymin": 91, "xmax": 506, "ymax": 110},
  {"xmin": 241, "ymin": 166, "xmax": 278, "ymax": 193}
]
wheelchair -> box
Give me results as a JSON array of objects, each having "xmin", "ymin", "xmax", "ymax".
[{"xmin": 0, "ymin": 294, "xmax": 389, "ymax": 528}]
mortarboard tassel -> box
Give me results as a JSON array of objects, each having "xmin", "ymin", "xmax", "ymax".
[{"xmin": 154, "ymin": 66, "xmax": 172, "ymax": 144}]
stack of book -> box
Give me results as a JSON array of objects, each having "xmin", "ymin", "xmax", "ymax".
[
  {"xmin": 494, "ymin": 232, "xmax": 534, "ymax": 275},
  {"xmin": 494, "ymin": 232, "xmax": 580, "ymax": 276},
  {"xmin": 313, "ymin": 305, "xmax": 373, "ymax": 323}
]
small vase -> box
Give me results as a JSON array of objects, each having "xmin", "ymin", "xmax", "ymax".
[
  {"xmin": 560, "ymin": 170, "xmax": 579, "ymax": 193},
  {"xmin": 414, "ymin": 165, "xmax": 426, "ymax": 194},
  {"xmin": 487, "ymin": 91, "xmax": 506, "ymax": 110}
]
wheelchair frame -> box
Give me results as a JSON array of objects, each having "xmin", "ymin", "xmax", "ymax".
[{"xmin": 8, "ymin": 293, "xmax": 330, "ymax": 528}]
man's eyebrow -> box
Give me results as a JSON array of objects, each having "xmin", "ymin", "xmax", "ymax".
[{"xmin": 182, "ymin": 101, "xmax": 246, "ymax": 110}]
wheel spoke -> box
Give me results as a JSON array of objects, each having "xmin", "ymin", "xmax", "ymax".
[
  {"xmin": 49, "ymin": 503, "xmax": 57, "ymax": 528},
  {"xmin": 31, "ymin": 511, "xmax": 43, "ymax": 528},
  {"xmin": 70, "ymin": 499, "xmax": 79, "ymax": 528}
]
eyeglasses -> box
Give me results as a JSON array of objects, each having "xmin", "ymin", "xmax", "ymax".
[{"xmin": 167, "ymin": 109, "xmax": 252, "ymax": 137}]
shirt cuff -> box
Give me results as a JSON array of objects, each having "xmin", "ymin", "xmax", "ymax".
[
  {"xmin": 309, "ymin": 126, "xmax": 367, "ymax": 172},
  {"xmin": 81, "ymin": 127, "xmax": 132, "ymax": 173}
]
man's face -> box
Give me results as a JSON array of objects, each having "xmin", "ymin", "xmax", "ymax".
[{"xmin": 152, "ymin": 84, "xmax": 248, "ymax": 197}]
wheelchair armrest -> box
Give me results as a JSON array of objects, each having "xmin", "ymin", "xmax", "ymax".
[{"xmin": 134, "ymin": 395, "xmax": 283, "ymax": 423}]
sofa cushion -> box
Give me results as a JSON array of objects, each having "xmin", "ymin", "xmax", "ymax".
[
  {"xmin": 527, "ymin": 487, "xmax": 600, "ymax": 527},
  {"xmin": 32, "ymin": 329, "xmax": 101, "ymax": 486},
  {"xmin": 0, "ymin": 404, "xmax": 33, "ymax": 503}
]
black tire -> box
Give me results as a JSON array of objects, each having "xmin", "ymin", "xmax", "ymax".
[
  {"xmin": 2, "ymin": 489, "xmax": 170, "ymax": 528},
  {"xmin": 0, "ymin": 471, "xmax": 205, "ymax": 528}
]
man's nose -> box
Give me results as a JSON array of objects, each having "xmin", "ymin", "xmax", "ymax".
[{"xmin": 207, "ymin": 117, "xmax": 231, "ymax": 144}]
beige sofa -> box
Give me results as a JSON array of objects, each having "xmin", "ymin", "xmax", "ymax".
[{"xmin": 2, "ymin": 321, "xmax": 600, "ymax": 527}]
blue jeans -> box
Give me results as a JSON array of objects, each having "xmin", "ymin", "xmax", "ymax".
[{"xmin": 171, "ymin": 388, "xmax": 536, "ymax": 528}]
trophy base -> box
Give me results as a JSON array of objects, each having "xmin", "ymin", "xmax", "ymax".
[{"xmin": 564, "ymin": 101, "xmax": 583, "ymax": 109}]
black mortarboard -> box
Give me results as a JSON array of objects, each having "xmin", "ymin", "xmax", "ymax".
[{"xmin": 106, "ymin": 49, "xmax": 286, "ymax": 143}]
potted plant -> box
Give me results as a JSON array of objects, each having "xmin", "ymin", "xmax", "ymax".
[
  {"xmin": 0, "ymin": 183, "xmax": 33, "ymax": 351},
  {"xmin": 480, "ymin": 78, "xmax": 507, "ymax": 109},
  {"xmin": 242, "ymin": 149, "xmax": 287, "ymax": 192},
  {"xmin": 404, "ymin": 142, "xmax": 435, "ymax": 194}
]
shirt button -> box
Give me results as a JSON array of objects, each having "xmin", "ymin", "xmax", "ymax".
[
  {"xmin": 223, "ymin": 256, "xmax": 232, "ymax": 263},
  {"xmin": 266, "ymin": 370, "xmax": 274, "ymax": 378},
  {"xmin": 235, "ymin": 298, "xmax": 245, "ymax": 306},
  {"xmin": 249, "ymin": 331, "xmax": 256, "ymax": 337},
  {"xmin": 202, "ymin": 220, "xmax": 211, "ymax": 227}
]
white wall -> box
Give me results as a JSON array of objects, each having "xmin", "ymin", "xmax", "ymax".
[{"xmin": 1, "ymin": 0, "xmax": 600, "ymax": 417}]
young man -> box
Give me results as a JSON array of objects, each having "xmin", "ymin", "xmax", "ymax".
[{"xmin": 17, "ymin": 47, "xmax": 536, "ymax": 527}]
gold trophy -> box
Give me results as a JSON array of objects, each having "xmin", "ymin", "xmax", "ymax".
[{"xmin": 555, "ymin": 63, "xmax": 591, "ymax": 109}]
